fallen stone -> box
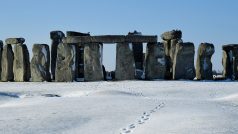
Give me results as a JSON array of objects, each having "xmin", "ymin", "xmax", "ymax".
[
  {"xmin": 5, "ymin": 38, "xmax": 25, "ymax": 44},
  {"xmin": 50, "ymin": 31, "xmax": 65, "ymax": 80},
  {"xmin": 13, "ymin": 44, "xmax": 30, "ymax": 82},
  {"xmin": 1, "ymin": 44, "xmax": 14, "ymax": 81},
  {"xmin": 145, "ymin": 42, "xmax": 166, "ymax": 80},
  {"xmin": 31, "ymin": 44, "xmax": 51, "ymax": 82},
  {"xmin": 115, "ymin": 42, "xmax": 135, "ymax": 80},
  {"xmin": 161, "ymin": 30, "xmax": 182, "ymax": 41},
  {"xmin": 172, "ymin": 42, "xmax": 195, "ymax": 80},
  {"xmin": 55, "ymin": 43, "xmax": 76, "ymax": 82},
  {"xmin": 196, "ymin": 43, "xmax": 215, "ymax": 80},
  {"xmin": 84, "ymin": 43, "xmax": 104, "ymax": 81}
]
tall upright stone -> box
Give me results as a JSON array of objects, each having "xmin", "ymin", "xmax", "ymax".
[
  {"xmin": 1, "ymin": 44, "xmax": 14, "ymax": 81},
  {"xmin": 161, "ymin": 30, "xmax": 182, "ymax": 79},
  {"xmin": 31, "ymin": 44, "xmax": 51, "ymax": 82},
  {"xmin": 196, "ymin": 43, "xmax": 215, "ymax": 80},
  {"xmin": 13, "ymin": 43, "xmax": 31, "ymax": 82},
  {"xmin": 172, "ymin": 42, "xmax": 195, "ymax": 80},
  {"xmin": 128, "ymin": 31, "xmax": 143, "ymax": 79},
  {"xmin": 55, "ymin": 43, "xmax": 76, "ymax": 82},
  {"xmin": 84, "ymin": 43, "xmax": 104, "ymax": 81},
  {"xmin": 66, "ymin": 31, "xmax": 90, "ymax": 81},
  {"xmin": 145, "ymin": 42, "xmax": 166, "ymax": 80},
  {"xmin": 50, "ymin": 31, "xmax": 65, "ymax": 80},
  {"xmin": 222, "ymin": 44, "xmax": 238, "ymax": 80},
  {"xmin": 0, "ymin": 41, "xmax": 3, "ymax": 78},
  {"xmin": 115, "ymin": 42, "xmax": 135, "ymax": 80}
]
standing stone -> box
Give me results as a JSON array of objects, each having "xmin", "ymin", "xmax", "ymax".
[
  {"xmin": 145, "ymin": 42, "xmax": 166, "ymax": 80},
  {"xmin": 31, "ymin": 44, "xmax": 51, "ymax": 82},
  {"xmin": 66, "ymin": 31, "xmax": 90, "ymax": 81},
  {"xmin": 55, "ymin": 43, "xmax": 76, "ymax": 82},
  {"xmin": 161, "ymin": 30, "xmax": 183, "ymax": 80},
  {"xmin": 128, "ymin": 31, "xmax": 144, "ymax": 79},
  {"xmin": 0, "ymin": 41, "xmax": 3, "ymax": 78},
  {"xmin": 84, "ymin": 43, "xmax": 104, "ymax": 81},
  {"xmin": 196, "ymin": 43, "xmax": 215, "ymax": 80},
  {"xmin": 13, "ymin": 44, "xmax": 30, "ymax": 82},
  {"xmin": 222, "ymin": 44, "xmax": 238, "ymax": 80},
  {"xmin": 50, "ymin": 31, "xmax": 65, "ymax": 80},
  {"xmin": 115, "ymin": 42, "xmax": 135, "ymax": 80},
  {"xmin": 172, "ymin": 42, "xmax": 195, "ymax": 80},
  {"xmin": 1, "ymin": 44, "xmax": 14, "ymax": 81}
]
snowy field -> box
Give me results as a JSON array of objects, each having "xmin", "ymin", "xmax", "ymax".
[{"xmin": 0, "ymin": 81, "xmax": 238, "ymax": 134}]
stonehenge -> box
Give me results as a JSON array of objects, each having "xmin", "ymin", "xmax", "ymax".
[
  {"xmin": 222, "ymin": 44, "xmax": 238, "ymax": 80},
  {"xmin": 172, "ymin": 42, "xmax": 195, "ymax": 80},
  {"xmin": 50, "ymin": 31, "xmax": 65, "ymax": 80},
  {"xmin": 31, "ymin": 44, "xmax": 51, "ymax": 82},
  {"xmin": 0, "ymin": 29, "xmax": 237, "ymax": 82},
  {"xmin": 196, "ymin": 43, "xmax": 215, "ymax": 80}
]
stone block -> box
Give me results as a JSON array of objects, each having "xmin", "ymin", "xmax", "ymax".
[
  {"xmin": 55, "ymin": 43, "xmax": 76, "ymax": 82},
  {"xmin": 5, "ymin": 38, "xmax": 25, "ymax": 45},
  {"xmin": 172, "ymin": 42, "xmax": 195, "ymax": 80},
  {"xmin": 115, "ymin": 43, "xmax": 135, "ymax": 80},
  {"xmin": 84, "ymin": 43, "xmax": 104, "ymax": 81},
  {"xmin": 31, "ymin": 44, "xmax": 51, "ymax": 82},
  {"xmin": 145, "ymin": 42, "xmax": 166, "ymax": 80},
  {"xmin": 161, "ymin": 30, "xmax": 182, "ymax": 41},
  {"xmin": 1, "ymin": 44, "xmax": 14, "ymax": 81},
  {"xmin": 196, "ymin": 43, "xmax": 215, "ymax": 80}
]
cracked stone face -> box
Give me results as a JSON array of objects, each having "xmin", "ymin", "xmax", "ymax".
[
  {"xmin": 145, "ymin": 42, "xmax": 166, "ymax": 80},
  {"xmin": 196, "ymin": 43, "xmax": 215, "ymax": 80},
  {"xmin": 172, "ymin": 42, "xmax": 195, "ymax": 80},
  {"xmin": 31, "ymin": 44, "xmax": 51, "ymax": 82}
]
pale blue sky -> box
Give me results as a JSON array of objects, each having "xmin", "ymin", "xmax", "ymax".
[{"xmin": 0, "ymin": 0, "xmax": 237, "ymax": 71}]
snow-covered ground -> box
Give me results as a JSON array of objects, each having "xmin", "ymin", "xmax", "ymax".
[{"xmin": 0, "ymin": 81, "xmax": 238, "ymax": 134}]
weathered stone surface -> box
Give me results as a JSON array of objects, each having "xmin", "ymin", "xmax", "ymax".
[
  {"xmin": 31, "ymin": 44, "xmax": 51, "ymax": 82},
  {"xmin": 1, "ymin": 44, "xmax": 14, "ymax": 81},
  {"xmin": 145, "ymin": 42, "xmax": 166, "ymax": 80},
  {"xmin": 196, "ymin": 43, "xmax": 215, "ymax": 80},
  {"xmin": 5, "ymin": 38, "xmax": 25, "ymax": 44},
  {"xmin": 50, "ymin": 31, "xmax": 65, "ymax": 80},
  {"xmin": 13, "ymin": 44, "xmax": 30, "ymax": 82},
  {"xmin": 0, "ymin": 41, "xmax": 3, "ymax": 78},
  {"xmin": 161, "ymin": 30, "xmax": 182, "ymax": 41},
  {"xmin": 172, "ymin": 42, "xmax": 195, "ymax": 80},
  {"xmin": 55, "ymin": 43, "xmax": 76, "ymax": 82},
  {"xmin": 222, "ymin": 44, "xmax": 238, "ymax": 80},
  {"xmin": 84, "ymin": 43, "xmax": 104, "ymax": 81},
  {"xmin": 115, "ymin": 43, "xmax": 135, "ymax": 80}
]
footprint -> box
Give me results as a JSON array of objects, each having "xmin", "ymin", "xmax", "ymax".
[
  {"xmin": 129, "ymin": 124, "xmax": 135, "ymax": 129},
  {"xmin": 138, "ymin": 119, "xmax": 144, "ymax": 124}
]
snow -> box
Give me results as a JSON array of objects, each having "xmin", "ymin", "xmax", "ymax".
[{"xmin": 0, "ymin": 81, "xmax": 238, "ymax": 134}]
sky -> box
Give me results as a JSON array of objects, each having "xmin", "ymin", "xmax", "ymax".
[{"xmin": 0, "ymin": 0, "xmax": 238, "ymax": 71}]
